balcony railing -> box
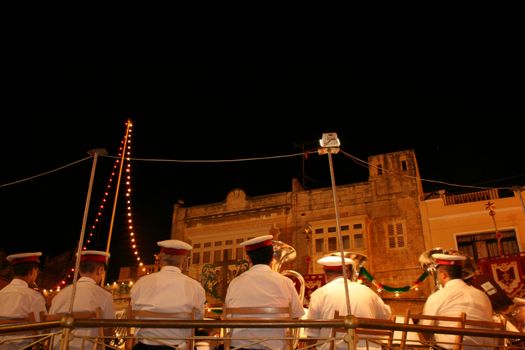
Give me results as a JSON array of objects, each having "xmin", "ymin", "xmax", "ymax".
[{"xmin": 0, "ymin": 313, "xmax": 520, "ymax": 350}]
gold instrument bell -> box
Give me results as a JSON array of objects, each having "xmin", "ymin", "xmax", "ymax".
[{"xmin": 328, "ymin": 251, "xmax": 368, "ymax": 282}]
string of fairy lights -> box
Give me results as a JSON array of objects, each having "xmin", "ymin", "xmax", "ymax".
[{"xmin": 49, "ymin": 120, "xmax": 143, "ymax": 292}]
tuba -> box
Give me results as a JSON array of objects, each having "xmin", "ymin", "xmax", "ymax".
[
  {"xmin": 419, "ymin": 247, "xmax": 445, "ymax": 292},
  {"xmin": 271, "ymin": 240, "xmax": 305, "ymax": 305},
  {"xmin": 419, "ymin": 247, "xmax": 475, "ymax": 292},
  {"xmin": 328, "ymin": 251, "xmax": 368, "ymax": 281},
  {"xmin": 272, "ymin": 240, "xmax": 306, "ymax": 350}
]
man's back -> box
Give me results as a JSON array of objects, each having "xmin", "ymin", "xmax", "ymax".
[
  {"xmin": 423, "ymin": 279, "xmax": 495, "ymax": 349},
  {"xmin": 130, "ymin": 266, "xmax": 206, "ymax": 347},
  {"xmin": 49, "ymin": 277, "xmax": 115, "ymax": 350},
  {"xmin": 0, "ymin": 279, "xmax": 47, "ymax": 350},
  {"xmin": 306, "ymin": 278, "xmax": 391, "ymax": 350},
  {"xmin": 224, "ymin": 264, "xmax": 305, "ymax": 350}
]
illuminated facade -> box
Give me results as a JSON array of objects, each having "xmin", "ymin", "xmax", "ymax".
[{"xmin": 171, "ymin": 150, "xmax": 430, "ymax": 308}]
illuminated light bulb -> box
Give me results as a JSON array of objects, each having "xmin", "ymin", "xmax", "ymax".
[
  {"xmin": 395, "ymin": 292, "xmax": 400, "ymax": 297},
  {"xmin": 134, "ymin": 251, "xmax": 138, "ymax": 255},
  {"xmin": 139, "ymin": 263, "xmax": 143, "ymax": 266},
  {"xmin": 132, "ymin": 245, "xmax": 136, "ymax": 248},
  {"xmin": 142, "ymin": 268, "xmax": 146, "ymax": 272},
  {"xmin": 131, "ymin": 238, "xmax": 135, "ymax": 242},
  {"xmin": 128, "ymin": 213, "xmax": 131, "ymax": 217},
  {"xmin": 137, "ymin": 257, "xmax": 140, "ymax": 261},
  {"xmin": 414, "ymin": 286, "xmax": 419, "ymax": 291}
]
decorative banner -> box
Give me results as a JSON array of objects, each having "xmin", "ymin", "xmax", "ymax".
[
  {"xmin": 491, "ymin": 261, "xmax": 523, "ymax": 296},
  {"xmin": 303, "ymin": 274, "xmax": 326, "ymax": 307}
]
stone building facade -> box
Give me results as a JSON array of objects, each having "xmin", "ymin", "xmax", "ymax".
[{"xmin": 170, "ymin": 149, "xmax": 431, "ymax": 311}]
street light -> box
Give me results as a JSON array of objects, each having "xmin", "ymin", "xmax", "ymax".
[{"xmin": 318, "ymin": 133, "xmax": 351, "ymax": 315}]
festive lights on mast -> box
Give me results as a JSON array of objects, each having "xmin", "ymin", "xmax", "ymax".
[{"xmin": 52, "ymin": 120, "xmax": 144, "ymax": 291}]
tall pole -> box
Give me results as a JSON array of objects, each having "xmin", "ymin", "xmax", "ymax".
[
  {"xmin": 485, "ymin": 201, "xmax": 503, "ymax": 257},
  {"xmin": 319, "ymin": 133, "xmax": 351, "ymax": 316},
  {"xmin": 69, "ymin": 148, "xmax": 107, "ymax": 314},
  {"xmin": 103, "ymin": 120, "xmax": 131, "ymax": 284}
]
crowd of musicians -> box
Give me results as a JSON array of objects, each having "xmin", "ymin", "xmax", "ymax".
[{"xmin": 2, "ymin": 236, "xmax": 525, "ymax": 350}]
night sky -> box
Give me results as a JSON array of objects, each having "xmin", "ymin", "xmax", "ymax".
[{"xmin": 1, "ymin": 33, "xmax": 523, "ymax": 282}]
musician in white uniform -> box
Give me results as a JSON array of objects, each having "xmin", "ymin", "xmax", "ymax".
[
  {"xmin": 49, "ymin": 250, "xmax": 115, "ymax": 350},
  {"xmin": 0, "ymin": 252, "xmax": 47, "ymax": 350},
  {"xmin": 223, "ymin": 235, "xmax": 305, "ymax": 350},
  {"xmin": 421, "ymin": 253, "xmax": 495, "ymax": 350},
  {"xmin": 305, "ymin": 255, "xmax": 392, "ymax": 350},
  {"xmin": 130, "ymin": 240, "xmax": 206, "ymax": 349}
]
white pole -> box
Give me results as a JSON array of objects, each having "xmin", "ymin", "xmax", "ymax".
[
  {"xmin": 319, "ymin": 133, "xmax": 351, "ymax": 316},
  {"xmin": 68, "ymin": 148, "xmax": 107, "ymax": 314}
]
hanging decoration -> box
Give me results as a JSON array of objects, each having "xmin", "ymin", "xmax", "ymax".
[
  {"xmin": 51, "ymin": 120, "xmax": 144, "ymax": 291},
  {"xmin": 359, "ymin": 267, "xmax": 429, "ymax": 294}
]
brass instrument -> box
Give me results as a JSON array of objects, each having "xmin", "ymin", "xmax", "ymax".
[
  {"xmin": 418, "ymin": 247, "xmax": 445, "ymax": 292},
  {"xmin": 419, "ymin": 247, "xmax": 476, "ymax": 291},
  {"xmin": 272, "ymin": 240, "xmax": 306, "ymax": 349},
  {"xmin": 271, "ymin": 240, "xmax": 306, "ymax": 305},
  {"xmin": 328, "ymin": 251, "xmax": 368, "ymax": 282}
]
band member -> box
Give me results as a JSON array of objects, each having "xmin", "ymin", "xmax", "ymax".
[
  {"xmin": 0, "ymin": 252, "xmax": 47, "ymax": 350},
  {"xmin": 130, "ymin": 239, "xmax": 206, "ymax": 349},
  {"xmin": 223, "ymin": 235, "xmax": 304, "ymax": 350},
  {"xmin": 421, "ymin": 253, "xmax": 495, "ymax": 349},
  {"xmin": 49, "ymin": 250, "xmax": 115, "ymax": 350},
  {"xmin": 305, "ymin": 255, "xmax": 391, "ymax": 350}
]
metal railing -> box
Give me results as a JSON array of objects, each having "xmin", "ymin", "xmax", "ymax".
[{"xmin": 1, "ymin": 315, "xmax": 523, "ymax": 349}]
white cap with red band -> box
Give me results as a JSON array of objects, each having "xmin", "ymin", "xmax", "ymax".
[
  {"xmin": 317, "ymin": 255, "xmax": 352, "ymax": 270},
  {"xmin": 80, "ymin": 250, "xmax": 110, "ymax": 264},
  {"xmin": 432, "ymin": 253, "xmax": 466, "ymax": 266},
  {"xmin": 6, "ymin": 252, "xmax": 42, "ymax": 265},
  {"xmin": 157, "ymin": 240, "xmax": 192, "ymax": 255},
  {"xmin": 239, "ymin": 235, "xmax": 273, "ymax": 252}
]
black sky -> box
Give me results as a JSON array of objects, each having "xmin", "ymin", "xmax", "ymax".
[{"xmin": 1, "ymin": 32, "xmax": 524, "ymax": 282}]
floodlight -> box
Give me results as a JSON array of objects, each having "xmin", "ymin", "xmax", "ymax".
[{"xmin": 319, "ymin": 133, "xmax": 340, "ymax": 148}]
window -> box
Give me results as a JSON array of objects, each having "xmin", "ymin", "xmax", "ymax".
[
  {"xmin": 226, "ymin": 240, "xmax": 233, "ymax": 245},
  {"xmin": 203, "ymin": 251, "xmax": 211, "ymax": 263},
  {"xmin": 204, "ymin": 242, "xmax": 211, "ymax": 248},
  {"xmin": 213, "ymin": 250, "xmax": 221, "ymax": 263},
  {"xmin": 387, "ymin": 222, "xmax": 405, "ymax": 248},
  {"xmin": 354, "ymin": 234, "xmax": 364, "ymax": 249},
  {"xmin": 457, "ymin": 229, "xmax": 519, "ymax": 260},
  {"xmin": 342, "ymin": 235, "xmax": 350, "ymax": 249},
  {"xmin": 401, "ymin": 160, "xmax": 408, "ymax": 171},
  {"xmin": 328, "ymin": 237, "xmax": 337, "ymax": 251},
  {"xmin": 315, "ymin": 239, "xmax": 324, "ymax": 253},
  {"xmin": 236, "ymin": 248, "xmax": 244, "ymax": 260},
  {"xmin": 377, "ymin": 164, "xmax": 383, "ymax": 176},
  {"xmin": 193, "ymin": 243, "xmax": 201, "ymax": 249},
  {"xmin": 214, "ymin": 241, "xmax": 222, "ymax": 246},
  {"xmin": 311, "ymin": 222, "xmax": 367, "ymax": 256},
  {"xmin": 192, "ymin": 252, "xmax": 200, "ymax": 264}
]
